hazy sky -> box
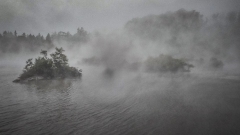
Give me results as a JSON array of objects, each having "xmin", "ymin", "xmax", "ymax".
[{"xmin": 0, "ymin": 0, "xmax": 239, "ymax": 35}]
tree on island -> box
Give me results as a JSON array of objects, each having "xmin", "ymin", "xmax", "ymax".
[
  {"xmin": 40, "ymin": 50, "xmax": 47, "ymax": 58},
  {"xmin": 13, "ymin": 47, "xmax": 82, "ymax": 83}
]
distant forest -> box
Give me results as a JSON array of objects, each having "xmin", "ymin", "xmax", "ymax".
[
  {"xmin": 0, "ymin": 27, "xmax": 89, "ymax": 54},
  {"xmin": 1, "ymin": 9, "xmax": 240, "ymax": 62},
  {"xmin": 125, "ymin": 10, "xmax": 240, "ymax": 60}
]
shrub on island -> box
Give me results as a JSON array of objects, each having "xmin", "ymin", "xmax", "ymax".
[{"xmin": 13, "ymin": 47, "xmax": 82, "ymax": 83}]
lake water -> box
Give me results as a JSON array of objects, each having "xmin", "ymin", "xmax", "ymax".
[{"xmin": 0, "ymin": 65, "xmax": 240, "ymax": 135}]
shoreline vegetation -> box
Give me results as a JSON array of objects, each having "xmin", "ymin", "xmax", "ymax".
[{"xmin": 13, "ymin": 47, "xmax": 82, "ymax": 83}]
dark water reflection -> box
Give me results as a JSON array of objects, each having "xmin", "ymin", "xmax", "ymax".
[{"xmin": 1, "ymin": 66, "xmax": 240, "ymax": 135}]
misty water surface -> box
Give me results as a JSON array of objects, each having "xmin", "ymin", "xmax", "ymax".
[
  {"xmin": 1, "ymin": 64, "xmax": 240, "ymax": 135},
  {"xmin": 1, "ymin": 1, "xmax": 240, "ymax": 134}
]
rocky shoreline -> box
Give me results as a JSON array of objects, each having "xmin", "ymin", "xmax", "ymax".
[{"xmin": 13, "ymin": 75, "xmax": 81, "ymax": 83}]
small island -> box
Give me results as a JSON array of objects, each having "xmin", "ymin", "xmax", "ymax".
[
  {"xmin": 13, "ymin": 47, "xmax": 82, "ymax": 83},
  {"xmin": 145, "ymin": 54, "xmax": 194, "ymax": 73}
]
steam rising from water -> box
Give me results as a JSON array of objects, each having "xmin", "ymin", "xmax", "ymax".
[
  {"xmin": 1, "ymin": 9, "xmax": 240, "ymax": 79},
  {"xmin": 1, "ymin": 4, "xmax": 240, "ymax": 134},
  {"xmin": 47, "ymin": 9, "xmax": 240, "ymax": 78}
]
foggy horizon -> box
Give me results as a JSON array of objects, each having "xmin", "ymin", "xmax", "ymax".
[
  {"xmin": 1, "ymin": 1, "xmax": 240, "ymax": 135},
  {"xmin": 1, "ymin": 0, "xmax": 240, "ymax": 35}
]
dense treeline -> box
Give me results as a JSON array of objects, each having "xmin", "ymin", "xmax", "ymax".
[
  {"xmin": 0, "ymin": 27, "xmax": 89, "ymax": 54},
  {"xmin": 125, "ymin": 9, "xmax": 240, "ymax": 61},
  {"xmin": 0, "ymin": 31, "xmax": 53, "ymax": 53},
  {"xmin": 51, "ymin": 27, "xmax": 89, "ymax": 44}
]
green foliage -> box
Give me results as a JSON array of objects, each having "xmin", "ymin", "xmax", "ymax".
[
  {"xmin": 19, "ymin": 47, "xmax": 81, "ymax": 80},
  {"xmin": 145, "ymin": 54, "xmax": 194, "ymax": 73}
]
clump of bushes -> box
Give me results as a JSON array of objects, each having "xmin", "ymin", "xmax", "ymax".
[
  {"xmin": 209, "ymin": 57, "xmax": 224, "ymax": 69},
  {"xmin": 14, "ymin": 47, "xmax": 81, "ymax": 82},
  {"xmin": 145, "ymin": 54, "xmax": 194, "ymax": 73}
]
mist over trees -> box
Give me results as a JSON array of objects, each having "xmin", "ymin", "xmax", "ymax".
[
  {"xmin": 145, "ymin": 54, "xmax": 194, "ymax": 73},
  {"xmin": 0, "ymin": 27, "xmax": 89, "ymax": 54},
  {"xmin": 14, "ymin": 47, "xmax": 82, "ymax": 82},
  {"xmin": 125, "ymin": 9, "xmax": 204, "ymax": 41},
  {"xmin": 79, "ymin": 9, "xmax": 239, "ymax": 74},
  {"xmin": 125, "ymin": 9, "xmax": 240, "ymax": 69},
  {"xmin": 51, "ymin": 27, "xmax": 89, "ymax": 44},
  {"xmin": 1, "ymin": 9, "xmax": 240, "ymax": 74},
  {"xmin": 0, "ymin": 31, "xmax": 53, "ymax": 53},
  {"xmin": 208, "ymin": 57, "xmax": 224, "ymax": 70}
]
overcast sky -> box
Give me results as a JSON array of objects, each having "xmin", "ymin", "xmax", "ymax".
[{"xmin": 0, "ymin": 0, "xmax": 239, "ymax": 35}]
